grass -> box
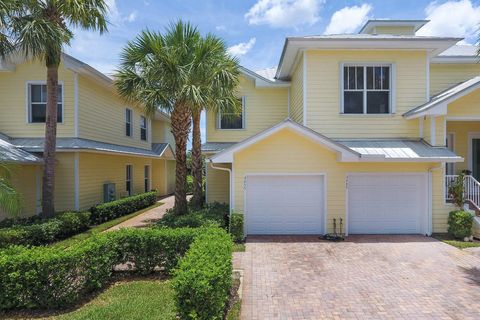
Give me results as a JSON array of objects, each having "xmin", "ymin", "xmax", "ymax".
[
  {"xmin": 226, "ymin": 300, "xmax": 241, "ymax": 320},
  {"xmin": 233, "ymin": 243, "xmax": 245, "ymax": 252},
  {"xmin": 433, "ymin": 233, "xmax": 480, "ymax": 249},
  {"xmin": 46, "ymin": 279, "xmax": 176, "ymax": 320},
  {"xmin": 51, "ymin": 202, "xmax": 163, "ymax": 249}
]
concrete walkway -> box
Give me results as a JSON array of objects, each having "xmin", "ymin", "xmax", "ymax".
[{"xmin": 106, "ymin": 195, "xmax": 174, "ymax": 231}]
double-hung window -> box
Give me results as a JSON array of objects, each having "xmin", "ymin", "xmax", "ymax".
[
  {"xmin": 140, "ymin": 116, "xmax": 147, "ymax": 141},
  {"xmin": 125, "ymin": 109, "xmax": 132, "ymax": 137},
  {"xmin": 126, "ymin": 165, "xmax": 132, "ymax": 196},
  {"xmin": 342, "ymin": 65, "xmax": 392, "ymax": 114},
  {"xmin": 218, "ymin": 97, "xmax": 245, "ymax": 130},
  {"xmin": 144, "ymin": 165, "xmax": 150, "ymax": 192},
  {"xmin": 28, "ymin": 83, "xmax": 63, "ymax": 123}
]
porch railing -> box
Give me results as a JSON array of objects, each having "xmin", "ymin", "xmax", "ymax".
[{"xmin": 445, "ymin": 175, "xmax": 480, "ymax": 209}]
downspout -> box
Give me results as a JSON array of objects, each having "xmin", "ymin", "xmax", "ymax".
[
  {"xmin": 209, "ymin": 160, "xmax": 233, "ymax": 217},
  {"xmin": 428, "ymin": 164, "xmax": 444, "ymax": 236}
]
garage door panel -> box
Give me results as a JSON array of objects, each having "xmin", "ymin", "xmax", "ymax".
[
  {"xmin": 348, "ymin": 174, "xmax": 427, "ymax": 234},
  {"xmin": 246, "ymin": 175, "xmax": 324, "ymax": 235}
]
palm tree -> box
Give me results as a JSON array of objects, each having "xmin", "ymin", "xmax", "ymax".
[
  {"xmin": 0, "ymin": 0, "xmax": 108, "ymax": 217},
  {"xmin": 0, "ymin": 163, "xmax": 22, "ymax": 217},
  {"xmin": 190, "ymin": 36, "xmax": 240, "ymax": 208}
]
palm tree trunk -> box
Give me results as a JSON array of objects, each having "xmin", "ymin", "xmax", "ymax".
[
  {"xmin": 171, "ymin": 103, "xmax": 191, "ymax": 215},
  {"xmin": 191, "ymin": 110, "xmax": 203, "ymax": 209},
  {"xmin": 41, "ymin": 64, "xmax": 59, "ymax": 218}
]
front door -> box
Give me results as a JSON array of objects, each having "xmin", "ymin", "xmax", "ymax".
[{"xmin": 472, "ymin": 138, "xmax": 480, "ymax": 180}]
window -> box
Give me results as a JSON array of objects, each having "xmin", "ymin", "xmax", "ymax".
[
  {"xmin": 140, "ymin": 116, "xmax": 147, "ymax": 141},
  {"xmin": 218, "ymin": 97, "xmax": 245, "ymax": 130},
  {"xmin": 144, "ymin": 165, "xmax": 150, "ymax": 192},
  {"xmin": 125, "ymin": 109, "xmax": 132, "ymax": 137},
  {"xmin": 126, "ymin": 165, "xmax": 132, "ymax": 196},
  {"xmin": 342, "ymin": 65, "xmax": 391, "ymax": 114},
  {"xmin": 28, "ymin": 83, "xmax": 63, "ymax": 123}
]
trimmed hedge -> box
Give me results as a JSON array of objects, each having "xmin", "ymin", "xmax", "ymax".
[
  {"xmin": 229, "ymin": 213, "xmax": 244, "ymax": 243},
  {"xmin": 0, "ymin": 227, "xmax": 204, "ymax": 310},
  {"xmin": 173, "ymin": 228, "xmax": 233, "ymax": 320},
  {"xmin": 157, "ymin": 202, "xmax": 229, "ymax": 230},
  {"xmin": 90, "ymin": 191, "xmax": 157, "ymax": 224},
  {"xmin": 0, "ymin": 212, "xmax": 91, "ymax": 248},
  {"xmin": 448, "ymin": 210, "xmax": 474, "ymax": 239}
]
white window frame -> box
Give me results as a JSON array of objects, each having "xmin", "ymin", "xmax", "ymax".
[
  {"xmin": 217, "ymin": 96, "xmax": 246, "ymax": 130},
  {"xmin": 26, "ymin": 81, "xmax": 65, "ymax": 124},
  {"xmin": 144, "ymin": 165, "xmax": 151, "ymax": 192},
  {"xmin": 340, "ymin": 63, "xmax": 396, "ymax": 115},
  {"xmin": 140, "ymin": 115, "xmax": 148, "ymax": 141},
  {"xmin": 125, "ymin": 108, "xmax": 133, "ymax": 138},
  {"xmin": 126, "ymin": 164, "xmax": 133, "ymax": 196}
]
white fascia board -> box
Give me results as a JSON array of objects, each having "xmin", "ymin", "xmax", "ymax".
[
  {"xmin": 431, "ymin": 57, "xmax": 479, "ymax": 64},
  {"xmin": 239, "ymin": 67, "xmax": 290, "ymax": 88},
  {"xmin": 355, "ymin": 156, "xmax": 464, "ymax": 163}
]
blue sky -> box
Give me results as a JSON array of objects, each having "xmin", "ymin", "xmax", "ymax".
[{"xmin": 65, "ymin": 0, "xmax": 480, "ymax": 147}]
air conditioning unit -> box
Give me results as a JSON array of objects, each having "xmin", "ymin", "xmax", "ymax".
[{"xmin": 103, "ymin": 183, "xmax": 116, "ymax": 203}]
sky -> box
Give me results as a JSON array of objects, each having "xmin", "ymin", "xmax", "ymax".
[{"xmin": 64, "ymin": 0, "xmax": 480, "ymax": 147}]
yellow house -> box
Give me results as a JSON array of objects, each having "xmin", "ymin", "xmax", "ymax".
[
  {"xmin": 203, "ymin": 19, "xmax": 480, "ymax": 236},
  {"xmin": 0, "ymin": 54, "xmax": 175, "ymax": 220}
]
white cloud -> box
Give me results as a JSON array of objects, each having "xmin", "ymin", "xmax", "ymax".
[
  {"xmin": 245, "ymin": 0, "xmax": 324, "ymax": 28},
  {"xmin": 216, "ymin": 25, "xmax": 226, "ymax": 31},
  {"xmin": 228, "ymin": 38, "xmax": 257, "ymax": 56},
  {"xmin": 127, "ymin": 11, "xmax": 138, "ymax": 23},
  {"xmin": 105, "ymin": 0, "xmax": 137, "ymax": 25},
  {"xmin": 324, "ymin": 4, "xmax": 372, "ymax": 34},
  {"xmin": 416, "ymin": 0, "xmax": 480, "ymax": 43}
]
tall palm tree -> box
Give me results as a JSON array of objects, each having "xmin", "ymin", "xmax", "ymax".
[
  {"xmin": 0, "ymin": 0, "xmax": 108, "ymax": 217},
  {"xmin": 0, "ymin": 163, "xmax": 22, "ymax": 217},
  {"xmin": 190, "ymin": 36, "xmax": 240, "ymax": 208}
]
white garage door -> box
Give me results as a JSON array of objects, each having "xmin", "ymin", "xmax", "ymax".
[
  {"xmin": 245, "ymin": 175, "xmax": 324, "ymax": 235},
  {"xmin": 348, "ymin": 174, "xmax": 428, "ymax": 234}
]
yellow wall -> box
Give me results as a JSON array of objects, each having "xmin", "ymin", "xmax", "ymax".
[
  {"xmin": 206, "ymin": 75, "xmax": 288, "ymax": 142},
  {"xmin": 55, "ymin": 152, "xmax": 76, "ymax": 211},
  {"xmin": 78, "ymin": 76, "xmax": 151, "ymax": 149},
  {"xmin": 435, "ymin": 116, "xmax": 446, "ymax": 147},
  {"xmin": 231, "ymin": 128, "xmax": 449, "ymax": 233},
  {"xmin": 290, "ymin": 55, "xmax": 304, "ymax": 124},
  {"xmin": 373, "ymin": 26, "xmax": 415, "ymax": 35},
  {"xmin": 206, "ymin": 162, "xmax": 230, "ymax": 204},
  {"xmin": 430, "ymin": 64, "xmax": 480, "ymax": 97},
  {"xmin": 152, "ymin": 159, "xmax": 167, "ymax": 195},
  {"xmin": 78, "ymin": 153, "xmax": 154, "ymax": 210},
  {"xmin": 305, "ymin": 50, "xmax": 427, "ymax": 138},
  {"xmin": 0, "ymin": 60, "xmax": 75, "ymax": 137},
  {"xmin": 447, "ymin": 121, "xmax": 480, "ymax": 173},
  {"xmin": 166, "ymin": 160, "xmax": 176, "ymax": 194},
  {"xmin": 152, "ymin": 120, "xmax": 175, "ymax": 150},
  {"xmin": 447, "ymin": 89, "xmax": 480, "ymax": 118}
]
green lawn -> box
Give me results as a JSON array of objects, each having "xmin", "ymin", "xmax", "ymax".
[
  {"xmin": 51, "ymin": 202, "xmax": 163, "ymax": 249},
  {"xmin": 433, "ymin": 234, "xmax": 480, "ymax": 249},
  {"xmin": 233, "ymin": 243, "xmax": 245, "ymax": 252}
]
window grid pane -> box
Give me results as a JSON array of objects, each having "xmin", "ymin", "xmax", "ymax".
[
  {"xmin": 140, "ymin": 116, "xmax": 147, "ymax": 141},
  {"xmin": 29, "ymin": 84, "xmax": 63, "ymax": 123}
]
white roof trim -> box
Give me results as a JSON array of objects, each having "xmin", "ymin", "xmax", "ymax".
[
  {"xmin": 210, "ymin": 119, "xmax": 360, "ymax": 163},
  {"xmin": 358, "ymin": 20, "xmax": 429, "ymax": 34},
  {"xmin": 239, "ymin": 66, "xmax": 290, "ymax": 87}
]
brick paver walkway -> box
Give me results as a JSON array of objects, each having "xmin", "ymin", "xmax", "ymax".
[{"xmin": 234, "ymin": 235, "xmax": 480, "ymax": 320}]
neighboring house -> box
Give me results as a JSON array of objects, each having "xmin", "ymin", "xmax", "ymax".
[
  {"xmin": 203, "ymin": 19, "xmax": 480, "ymax": 236},
  {"xmin": 0, "ymin": 54, "xmax": 175, "ymax": 220}
]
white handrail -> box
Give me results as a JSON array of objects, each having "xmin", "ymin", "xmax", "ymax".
[{"xmin": 445, "ymin": 174, "xmax": 480, "ymax": 209}]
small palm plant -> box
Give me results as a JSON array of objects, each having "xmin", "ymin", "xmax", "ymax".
[
  {"xmin": 0, "ymin": 163, "xmax": 22, "ymax": 217},
  {"xmin": 448, "ymin": 173, "xmax": 465, "ymax": 209}
]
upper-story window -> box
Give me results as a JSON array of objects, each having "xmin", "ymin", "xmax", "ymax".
[
  {"xmin": 342, "ymin": 65, "xmax": 392, "ymax": 114},
  {"xmin": 125, "ymin": 108, "xmax": 132, "ymax": 137},
  {"xmin": 140, "ymin": 115, "xmax": 147, "ymax": 141},
  {"xmin": 28, "ymin": 83, "xmax": 63, "ymax": 123},
  {"xmin": 218, "ymin": 97, "xmax": 245, "ymax": 130}
]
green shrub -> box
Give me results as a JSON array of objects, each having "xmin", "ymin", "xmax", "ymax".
[
  {"xmin": 157, "ymin": 202, "xmax": 229, "ymax": 230},
  {"xmin": 0, "ymin": 212, "xmax": 91, "ymax": 248},
  {"xmin": 172, "ymin": 228, "xmax": 233, "ymax": 320},
  {"xmin": 448, "ymin": 210, "xmax": 474, "ymax": 239},
  {"xmin": 229, "ymin": 213, "xmax": 244, "ymax": 243},
  {"xmin": 186, "ymin": 175, "xmax": 193, "ymax": 194},
  {"xmin": 0, "ymin": 227, "xmax": 203, "ymax": 310},
  {"xmin": 90, "ymin": 191, "xmax": 157, "ymax": 224}
]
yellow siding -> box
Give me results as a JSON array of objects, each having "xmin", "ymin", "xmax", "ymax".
[
  {"xmin": 447, "ymin": 121, "xmax": 480, "ymax": 173},
  {"xmin": 152, "ymin": 159, "xmax": 167, "ymax": 195},
  {"xmin": 0, "ymin": 60, "xmax": 75, "ymax": 137},
  {"xmin": 290, "ymin": 56, "xmax": 304, "ymax": 124},
  {"xmin": 430, "ymin": 64, "xmax": 480, "ymax": 97},
  {"xmin": 78, "ymin": 153, "xmax": 153, "ymax": 210},
  {"xmin": 374, "ymin": 26, "xmax": 415, "ymax": 35},
  {"xmin": 152, "ymin": 120, "xmax": 175, "ymax": 151},
  {"xmin": 0, "ymin": 164, "xmax": 39, "ymax": 220},
  {"xmin": 78, "ymin": 76, "xmax": 150, "ymax": 149},
  {"xmin": 206, "ymin": 75, "xmax": 288, "ymax": 142},
  {"xmin": 166, "ymin": 160, "xmax": 176, "ymax": 194},
  {"xmin": 55, "ymin": 153, "xmax": 76, "ymax": 211},
  {"xmin": 306, "ymin": 50, "xmax": 426, "ymax": 139},
  {"xmin": 447, "ymin": 89, "xmax": 480, "ymax": 118},
  {"xmin": 424, "ymin": 117, "xmax": 432, "ymax": 144},
  {"xmin": 232, "ymin": 128, "xmax": 448, "ymax": 233},
  {"xmin": 435, "ymin": 116, "xmax": 446, "ymax": 147},
  {"xmin": 206, "ymin": 162, "xmax": 230, "ymax": 204}
]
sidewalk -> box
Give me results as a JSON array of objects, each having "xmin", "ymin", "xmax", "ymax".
[{"xmin": 106, "ymin": 195, "xmax": 175, "ymax": 231}]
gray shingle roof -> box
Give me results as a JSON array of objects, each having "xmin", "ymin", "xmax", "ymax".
[
  {"xmin": 0, "ymin": 134, "xmax": 42, "ymax": 164},
  {"xmin": 11, "ymin": 137, "xmax": 173, "ymax": 158},
  {"xmin": 337, "ymin": 139, "xmax": 462, "ymax": 161},
  {"xmin": 404, "ymin": 76, "xmax": 480, "ymax": 118},
  {"xmin": 439, "ymin": 45, "xmax": 479, "ymax": 57},
  {"xmin": 201, "ymin": 142, "xmax": 236, "ymax": 153}
]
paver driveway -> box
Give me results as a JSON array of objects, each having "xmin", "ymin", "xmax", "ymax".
[{"xmin": 234, "ymin": 235, "xmax": 480, "ymax": 320}]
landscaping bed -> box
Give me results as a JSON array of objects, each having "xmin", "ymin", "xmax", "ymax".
[{"xmin": 433, "ymin": 233, "xmax": 480, "ymax": 249}]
